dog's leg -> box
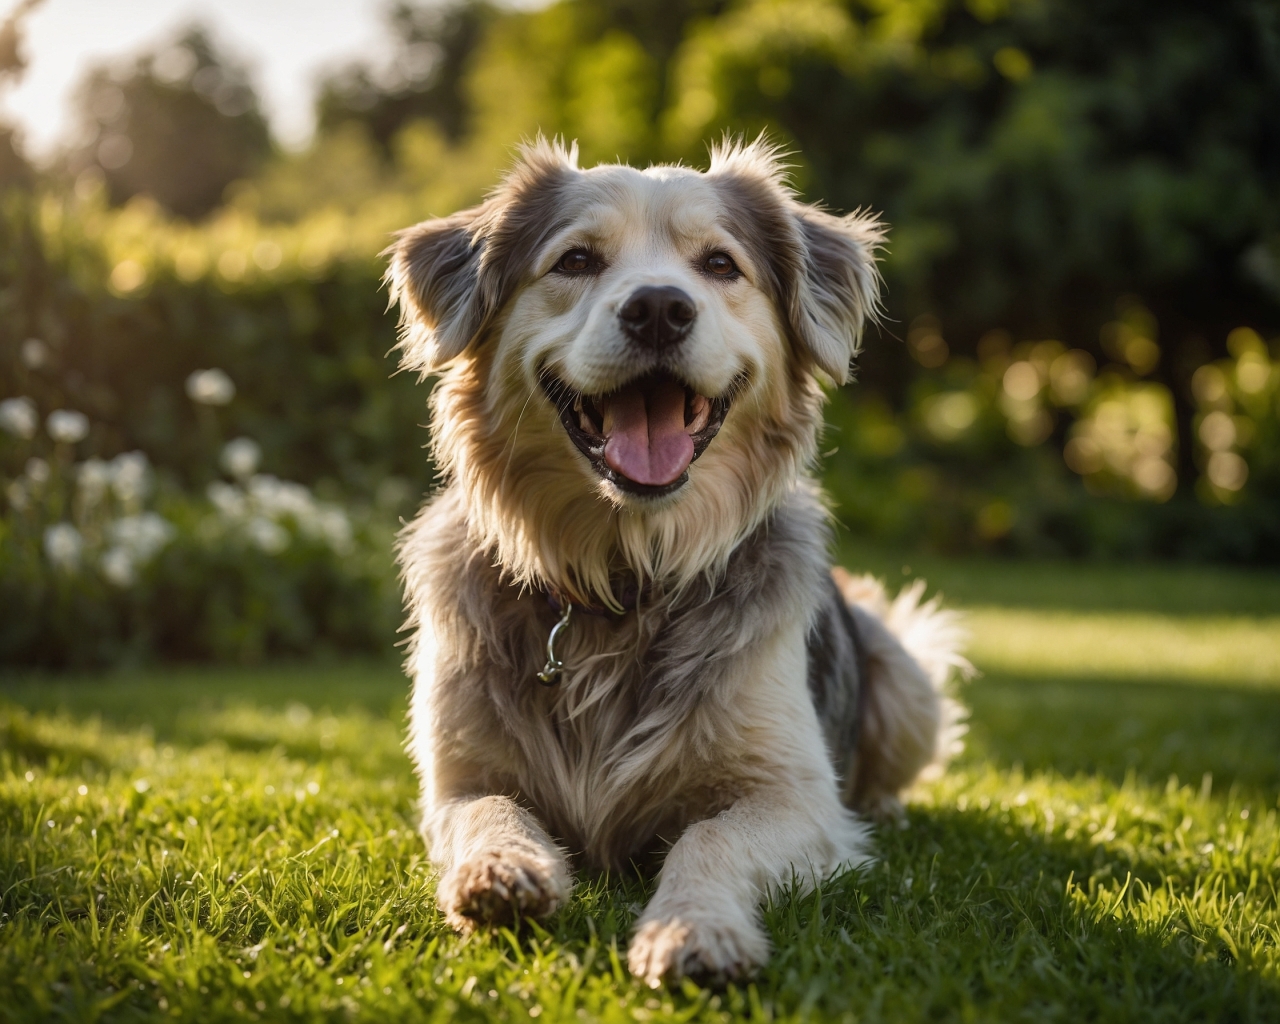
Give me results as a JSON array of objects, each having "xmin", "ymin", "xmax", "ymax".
[
  {"xmin": 407, "ymin": 608, "xmax": 572, "ymax": 933},
  {"xmin": 626, "ymin": 626, "xmax": 870, "ymax": 987},
  {"xmin": 626, "ymin": 785, "xmax": 863, "ymax": 986},
  {"xmin": 427, "ymin": 794, "xmax": 572, "ymax": 933}
]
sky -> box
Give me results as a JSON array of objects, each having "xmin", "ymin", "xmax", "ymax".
[{"xmin": 2, "ymin": 0, "xmax": 399, "ymax": 158}]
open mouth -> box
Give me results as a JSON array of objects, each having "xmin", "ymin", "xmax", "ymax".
[{"xmin": 540, "ymin": 369, "xmax": 733, "ymax": 497}]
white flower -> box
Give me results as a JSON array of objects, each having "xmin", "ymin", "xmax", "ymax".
[
  {"xmin": 47, "ymin": 409, "xmax": 90, "ymax": 444},
  {"xmin": 43, "ymin": 523, "xmax": 84, "ymax": 571},
  {"xmin": 313, "ymin": 506, "xmax": 353, "ymax": 554},
  {"xmin": 101, "ymin": 547, "xmax": 136, "ymax": 587},
  {"xmin": 221, "ymin": 437, "xmax": 261, "ymax": 479},
  {"xmin": 248, "ymin": 474, "xmax": 313, "ymax": 519},
  {"xmin": 0, "ymin": 397, "xmax": 38, "ymax": 439},
  {"xmin": 21, "ymin": 338, "xmax": 49, "ymax": 369},
  {"xmin": 110, "ymin": 451, "xmax": 151, "ymax": 504},
  {"xmin": 246, "ymin": 515, "xmax": 289, "ymax": 554},
  {"xmin": 205, "ymin": 471, "xmax": 354, "ymax": 556},
  {"xmin": 109, "ymin": 512, "xmax": 175, "ymax": 562},
  {"xmin": 25, "ymin": 457, "xmax": 50, "ymax": 485},
  {"xmin": 78, "ymin": 458, "xmax": 112, "ymax": 506},
  {"xmin": 97, "ymin": 513, "xmax": 174, "ymax": 586},
  {"xmin": 6, "ymin": 479, "xmax": 28, "ymax": 510},
  {"xmin": 185, "ymin": 368, "xmax": 236, "ymax": 406},
  {"xmin": 207, "ymin": 480, "xmax": 245, "ymax": 518}
]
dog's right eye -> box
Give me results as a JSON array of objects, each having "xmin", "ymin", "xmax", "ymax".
[{"xmin": 556, "ymin": 249, "xmax": 597, "ymax": 274}]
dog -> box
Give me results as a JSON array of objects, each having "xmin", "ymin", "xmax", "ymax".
[{"xmin": 387, "ymin": 137, "xmax": 967, "ymax": 987}]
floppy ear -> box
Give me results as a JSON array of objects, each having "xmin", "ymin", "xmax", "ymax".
[
  {"xmin": 386, "ymin": 136, "xmax": 579, "ymax": 375},
  {"xmin": 791, "ymin": 208, "xmax": 884, "ymax": 385},
  {"xmin": 385, "ymin": 210, "xmax": 486, "ymax": 375},
  {"xmin": 707, "ymin": 135, "xmax": 883, "ymax": 384}
]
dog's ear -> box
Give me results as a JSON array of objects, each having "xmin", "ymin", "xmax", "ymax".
[
  {"xmin": 387, "ymin": 137, "xmax": 579, "ymax": 375},
  {"xmin": 386, "ymin": 211, "xmax": 486, "ymax": 374},
  {"xmin": 709, "ymin": 136, "xmax": 883, "ymax": 384},
  {"xmin": 791, "ymin": 208, "xmax": 884, "ymax": 384}
]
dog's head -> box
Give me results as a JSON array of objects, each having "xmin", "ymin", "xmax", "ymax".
[{"xmin": 388, "ymin": 137, "xmax": 883, "ymax": 597}]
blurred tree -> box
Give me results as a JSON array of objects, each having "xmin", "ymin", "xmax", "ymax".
[
  {"xmin": 664, "ymin": 0, "xmax": 1280, "ymax": 358},
  {"xmin": 314, "ymin": 1, "xmax": 727, "ymax": 166},
  {"xmin": 316, "ymin": 1, "xmax": 497, "ymax": 152},
  {"xmin": 10, "ymin": 0, "xmax": 1280, "ymax": 560},
  {"xmin": 559, "ymin": 0, "xmax": 729, "ymax": 155},
  {"xmin": 228, "ymin": 121, "xmax": 390, "ymax": 221},
  {"xmin": 0, "ymin": 0, "xmax": 41, "ymax": 188},
  {"xmin": 68, "ymin": 26, "xmax": 271, "ymax": 219}
]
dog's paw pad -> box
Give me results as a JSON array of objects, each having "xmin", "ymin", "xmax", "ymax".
[
  {"xmin": 627, "ymin": 915, "xmax": 769, "ymax": 988},
  {"xmin": 438, "ymin": 848, "xmax": 567, "ymax": 931}
]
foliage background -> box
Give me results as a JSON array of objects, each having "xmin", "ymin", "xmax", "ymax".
[{"xmin": 2, "ymin": 0, "xmax": 1279, "ymax": 666}]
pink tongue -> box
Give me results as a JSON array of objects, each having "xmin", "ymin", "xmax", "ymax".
[{"xmin": 602, "ymin": 380, "xmax": 694, "ymax": 487}]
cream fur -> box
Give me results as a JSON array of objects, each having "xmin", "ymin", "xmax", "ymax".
[{"xmin": 389, "ymin": 137, "xmax": 966, "ymax": 986}]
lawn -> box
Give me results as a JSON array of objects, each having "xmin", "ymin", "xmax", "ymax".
[{"xmin": 2, "ymin": 555, "xmax": 1279, "ymax": 1022}]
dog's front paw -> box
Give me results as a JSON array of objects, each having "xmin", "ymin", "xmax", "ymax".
[
  {"xmin": 437, "ymin": 847, "xmax": 569, "ymax": 932},
  {"xmin": 628, "ymin": 913, "xmax": 769, "ymax": 988},
  {"xmin": 857, "ymin": 791, "xmax": 907, "ymax": 825}
]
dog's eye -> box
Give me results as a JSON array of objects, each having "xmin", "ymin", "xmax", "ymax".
[
  {"xmin": 556, "ymin": 249, "xmax": 597, "ymax": 274},
  {"xmin": 703, "ymin": 252, "xmax": 738, "ymax": 277}
]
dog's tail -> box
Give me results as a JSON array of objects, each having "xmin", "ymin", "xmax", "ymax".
[{"xmin": 833, "ymin": 569, "xmax": 972, "ymax": 819}]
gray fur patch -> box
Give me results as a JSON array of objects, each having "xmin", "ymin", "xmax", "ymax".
[
  {"xmin": 388, "ymin": 209, "xmax": 486, "ymax": 368},
  {"xmin": 806, "ymin": 574, "xmax": 866, "ymax": 803},
  {"xmin": 710, "ymin": 163, "xmax": 883, "ymax": 384},
  {"xmin": 712, "ymin": 170, "xmax": 805, "ymax": 317}
]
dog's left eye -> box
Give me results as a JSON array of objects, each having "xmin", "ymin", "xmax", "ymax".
[
  {"xmin": 703, "ymin": 252, "xmax": 739, "ymax": 277},
  {"xmin": 556, "ymin": 249, "xmax": 598, "ymax": 274}
]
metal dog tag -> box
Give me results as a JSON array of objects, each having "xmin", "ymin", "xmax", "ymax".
[{"xmin": 536, "ymin": 602, "xmax": 573, "ymax": 684}]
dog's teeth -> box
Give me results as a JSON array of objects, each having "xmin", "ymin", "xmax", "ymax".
[{"xmin": 687, "ymin": 395, "xmax": 711, "ymax": 433}]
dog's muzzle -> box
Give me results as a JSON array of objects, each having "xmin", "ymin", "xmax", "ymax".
[{"xmin": 540, "ymin": 369, "xmax": 733, "ymax": 498}]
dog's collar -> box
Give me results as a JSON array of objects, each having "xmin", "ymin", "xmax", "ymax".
[
  {"xmin": 535, "ymin": 574, "xmax": 641, "ymax": 686},
  {"xmin": 543, "ymin": 574, "xmax": 640, "ymax": 620}
]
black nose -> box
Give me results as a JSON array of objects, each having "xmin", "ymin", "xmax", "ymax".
[{"xmin": 617, "ymin": 286, "xmax": 696, "ymax": 351}]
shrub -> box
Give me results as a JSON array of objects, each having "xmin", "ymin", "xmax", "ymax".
[
  {"xmin": 0, "ymin": 425, "xmax": 399, "ymax": 670},
  {"xmin": 823, "ymin": 323, "xmax": 1280, "ymax": 560}
]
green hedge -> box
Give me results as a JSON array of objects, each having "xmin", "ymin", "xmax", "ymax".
[{"xmin": 0, "ymin": 192, "xmax": 431, "ymax": 500}]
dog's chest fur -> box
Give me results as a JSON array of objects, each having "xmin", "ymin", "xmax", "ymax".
[{"xmin": 403, "ymin": 484, "xmax": 852, "ymax": 869}]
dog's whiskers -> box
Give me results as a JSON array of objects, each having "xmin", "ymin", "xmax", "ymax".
[{"xmin": 499, "ymin": 382, "xmax": 540, "ymax": 486}]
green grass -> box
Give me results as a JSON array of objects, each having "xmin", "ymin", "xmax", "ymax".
[{"xmin": 2, "ymin": 557, "xmax": 1279, "ymax": 1022}]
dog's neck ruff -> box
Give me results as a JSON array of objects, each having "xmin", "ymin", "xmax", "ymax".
[{"xmin": 543, "ymin": 574, "xmax": 640, "ymax": 618}]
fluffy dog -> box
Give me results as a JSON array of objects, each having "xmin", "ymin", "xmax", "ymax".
[{"xmin": 387, "ymin": 137, "xmax": 967, "ymax": 986}]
